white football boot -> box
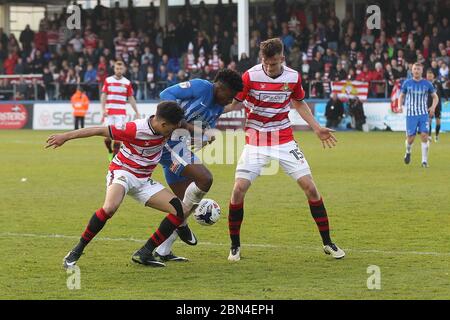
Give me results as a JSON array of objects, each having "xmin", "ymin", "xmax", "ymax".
[
  {"xmin": 323, "ymin": 243, "xmax": 346, "ymax": 259},
  {"xmin": 228, "ymin": 246, "xmax": 241, "ymax": 261}
]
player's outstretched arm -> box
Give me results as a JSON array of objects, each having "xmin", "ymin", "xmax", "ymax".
[
  {"xmin": 398, "ymin": 93, "xmax": 405, "ymax": 113},
  {"xmin": 428, "ymin": 92, "xmax": 439, "ymax": 117},
  {"xmin": 292, "ymin": 99, "xmax": 337, "ymax": 149},
  {"xmin": 100, "ymin": 92, "xmax": 107, "ymax": 119},
  {"xmin": 45, "ymin": 127, "xmax": 111, "ymax": 149},
  {"xmin": 128, "ymin": 96, "xmax": 141, "ymax": 119}
]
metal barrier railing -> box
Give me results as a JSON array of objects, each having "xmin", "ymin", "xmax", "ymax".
[
  {"xmin": 0, "ymin": 77, "xmax": 171, "ymax": 101},
  {"xmin": 0, "ymin": 75, "xmax": 407, "ymax": 101}
]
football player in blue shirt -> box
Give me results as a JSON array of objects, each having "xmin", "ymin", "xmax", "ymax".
[
  {"xmin": 398, "ymin": 62, "xmax": 438, "ymax": 167},
  {"xmin": 155, "ymin": 69, "xmax": 244, "ymax": 261}
]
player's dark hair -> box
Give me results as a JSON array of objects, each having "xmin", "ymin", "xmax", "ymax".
[
  {"xmin": 156, "ymin": 101, "xmax": 185, "ymax": 125},
  {"xmin": 214, "ymin": 69, "xmax": 244, "ymax": 93},
  {"xmin": 413, "ymin": 62, "xmax": 423, "ymax": 68},
  {"xmin": 260, "ymin": 38, "xmax": 284, "ymax": 58}
]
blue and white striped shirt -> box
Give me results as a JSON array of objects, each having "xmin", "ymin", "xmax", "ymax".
[
  {"xmin": 401, "ymin": 79, "xmax": 435, "ymax": 116},
  {"xmin": 159, "ymin": 79, "xmax": 224, "ymax": 129}
]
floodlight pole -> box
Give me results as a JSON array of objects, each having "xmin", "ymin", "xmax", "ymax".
[
  {"xmin": 238, "ymin": 0, "xmax": 249, "ymax": 57},
  {"xmin": 0, "ymin": 3, "xmax": 10, "ymax": 33},
  {"xmin": 159, "ymin": 0, "xmax": 168, "ymax": 28},
  {"xmin": 335, "ymin": 0, "xmax": 346, "ymax": 36}
]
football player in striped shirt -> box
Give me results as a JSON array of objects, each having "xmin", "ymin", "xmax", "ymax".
[
  {"xmin": 101, "ymin": 60, "xmax": 140, "ymax": 161},
  {"xmin": 154, "ymin": 69, "xmax": 244, "ymax": 262},
  {"xmin": 225, "ymin": 38, "xmax": 345, "ymax": 261},
  {"xmin": 398, "ymin": 63, "xmax": 438, "ymax": 167},
  {"xmin": 46, "ymin": 101, "xmax": 191, "ymax": 268}
]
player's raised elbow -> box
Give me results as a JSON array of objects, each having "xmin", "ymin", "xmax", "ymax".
[{"xmin": 159, "ymin": 89, "xmax": 176, "ymax": 101}]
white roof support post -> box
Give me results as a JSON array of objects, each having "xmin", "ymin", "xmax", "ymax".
[{"xmin": 238, "ymin": 0, "xmax": 249, "ymax": 57}]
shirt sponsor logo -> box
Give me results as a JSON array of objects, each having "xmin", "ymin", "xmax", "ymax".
[{"xmin": 259, "ymin": 93, "xmax": 288, "ymax": 103}]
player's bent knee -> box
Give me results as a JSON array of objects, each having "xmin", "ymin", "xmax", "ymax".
[
  {"xmin": 307, "ymin": 189, "xmax": 321, "ymax": 201},
  {"xmin": 102, "ymin": 205, "xmax": 117, "ymax": 217},
  {"xmin": 298, "ymin": 178, "xmax": 320, "ymax": 200},
  {"xmin": 195, "ymin": 169, "xmax": 213, "ymax": 192},
  {"xmin": 305, "ymin": 185, "xmax": 320, "ymax": 200},
  {"xmin": 169, "ymin": 197, "xmax": 185, "ymax": 219}
]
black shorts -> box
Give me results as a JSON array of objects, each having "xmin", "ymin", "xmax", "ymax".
[{"xmin": 434, "ymin": 105, "xmax": 441, "ymax": 119}]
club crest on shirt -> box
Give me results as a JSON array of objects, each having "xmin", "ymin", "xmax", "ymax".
[
  {"xmin": 283, "ymin": 83, "xmax": 290, "ymax": 91},
  {"xmin": 179, "ymin": 81, "xmax": 191, "ymax": 89}
]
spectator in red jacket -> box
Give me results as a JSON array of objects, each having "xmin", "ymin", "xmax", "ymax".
[
  {"xmin": 356, "ymin": 65, "xmax": 371, "ymax": 82},
  {"xmin": 34, "ymin": 27, "xmax": 48, "ymax": 53},
  {"xmin": 3, "ymin": 53, "xmax": 18, "ymax": 75},
  {"xmin": 370, "ymin": 62, "xmax": 385, "ymax": 98},
  {"xmin": 84, "ymin": 28, "xmax": 98, "ymax": 50}
]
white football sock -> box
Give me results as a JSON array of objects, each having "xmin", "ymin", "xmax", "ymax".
[
  {"xmin": 183, "ymin": 182, "xmax": 207, "ymax": 212},
  {"xmin": 405, "ymin": 140, "xmax": 412, "ymax": 154},
  {"xmin": 421, "ymin": 141, "xmax": 429, "ymax": 163},
  {"xmin": 156, "ymin": 183, "xmax": 207, "ymax": 256},
  {"xmin": 155, "ymin": 232, "xmax": 178, "ymax": 256}
]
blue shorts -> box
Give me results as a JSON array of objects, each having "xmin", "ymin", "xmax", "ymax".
[
  {"xmin": 160, "ymin": 140, "xmax": 200, "ymax": 185},
  {"xmin": 406, "ymin": 114, "xmax": 429, "ymax": 136}
]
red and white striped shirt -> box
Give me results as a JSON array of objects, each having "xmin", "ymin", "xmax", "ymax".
[
  {"xmin": 114, "ymin": 37, "xmax": 127, "ymax": 60},
  {"xmin": 208, "ymin": 55, "xmax": 220, "ymax": 70},
  {"xmin": 108, "ymin": 118, "xmax": 167, "ymax": 178},
  {"xmin": 102, "ymin": 75, "xmax": 133, "ymax": 115},
  {"xmin": 126, "ymin": 37, "xmax": 140, "ymax": 53},
  {"xmin": 235, "ymin": 64, "xmax": 306, "ymax": 146}
]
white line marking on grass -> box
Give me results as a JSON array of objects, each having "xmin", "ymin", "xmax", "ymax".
[{"xmin": 1, "ymin": 232, "xmax": 449, "ymax": 257}]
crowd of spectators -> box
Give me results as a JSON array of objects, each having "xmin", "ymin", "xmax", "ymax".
[{"xmin": 0, "ymin": 0, "xmax": 448, "ymax": 101}]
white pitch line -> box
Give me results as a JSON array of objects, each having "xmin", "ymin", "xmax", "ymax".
[{"xmin": 0, "ymin": 232, "xmax": 449, "ymax": 257}]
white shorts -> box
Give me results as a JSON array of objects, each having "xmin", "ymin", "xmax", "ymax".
[
  {"xmin": 104, "ymin": 115, "xmax": 127, "ymax": 129},
  {"xmin": 106, "ymin": 170, "xmax": 165, "ymax": 205},
  {"xmin": 235, "ymin": 140, "xmax": 311, "ymax": 182}
]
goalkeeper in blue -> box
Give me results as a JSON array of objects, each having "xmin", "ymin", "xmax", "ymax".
[
  {"xmin": 398, "ymin": 62, "xmax": 438, "ymax": 168},
  {"xmin": 154, "ymin": 69, "xmax": 244, "ymax": 261}
]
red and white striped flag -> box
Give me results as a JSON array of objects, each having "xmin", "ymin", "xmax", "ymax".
[
  {"xmin": 390, "ymin": 79, "xmax": 402, "ymax": 113},
  {"xmin": 331, "ymin": 81, "xmax": 369, "ymax": 101}
]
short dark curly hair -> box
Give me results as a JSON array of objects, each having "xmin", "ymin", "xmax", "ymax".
[
  {"xmin": 214, "ymin": 69, "xmax": 244, "ymax": 93},
  {"xmin": 156, "ymin": 101, "xmax": 185, "ymax": 125}
]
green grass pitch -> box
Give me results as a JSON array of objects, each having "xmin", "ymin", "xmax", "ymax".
[{"xmin": 0, "ymin": 129, "xmax": 449, "ymax": 299}]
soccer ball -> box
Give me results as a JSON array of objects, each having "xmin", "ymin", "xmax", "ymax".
[{"xmin": 193, "ymin": 199, "xmax": 221, "ymax": 226}]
